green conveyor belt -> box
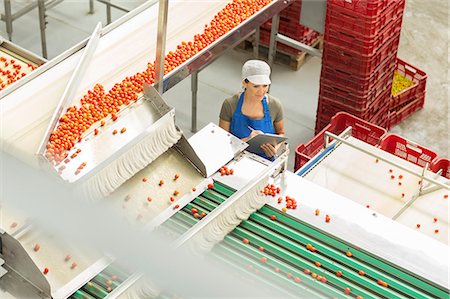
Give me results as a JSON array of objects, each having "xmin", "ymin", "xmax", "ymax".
[
  {"xmin": 69, "ymin": 263, "xmax": 130, "ymax": 299},
  {"xmin": 162, "ymin": 181, "xmax": 448, "ymax": 299}
]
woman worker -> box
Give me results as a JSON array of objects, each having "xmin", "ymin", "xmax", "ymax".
[{"xmin": 219, "ymin": 59, "xmax": 285, "ymax": 159}]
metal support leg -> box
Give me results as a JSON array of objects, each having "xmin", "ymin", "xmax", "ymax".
[
  {"xmin": 37, "ymin": 0, "xmax": 48, "ymax": 59},
  {"xmin": 89, "ymin": 0, "xmax": 95, "ymax": 14},
  {"xmin": 253, "ymin": 27, "xmax": 260, "ymax": 58},
  {"xmin": 154, "ymin": 0, "xmax": 169, "ymax": 95},
  {"xmin": 267, "ymin": 14, "xmax": 280, "ymax": 68},
  {"xmin": 191, "ymin": 71, "xmax": 198, "ymax": 133},
  {"xmin": 106, "ymin": 0, "xmax": 112, "ymax": 25},
  {"xmin": 4, "ymin": 0, "xmax": 13, "ymax": 41}
]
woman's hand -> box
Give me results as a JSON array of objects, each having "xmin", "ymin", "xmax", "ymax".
[
  {"xmin": 242, "ymin": 129, "xmax": 263, "ymax": 142},
  {"xmin": 249, "ymin": 129, "xmax": 263, "ymax": 139},
  {"xmin": 260, "ymin": 143, "xmax": 280, "ymax": 158}
]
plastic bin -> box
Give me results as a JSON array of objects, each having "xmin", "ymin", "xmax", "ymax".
[
  {"xmin": 329, "ymin": 0, "xmax": 402, "ymax": 16},
  {"xmin": 322, "ymin": 37, "xmax": 399, "ymax": 76},
  {"xmin": 430, "ymin": 158, "xmax": 450, "ymax": 180},
  {"xmin": 319, "ymin": 68, "xmax": 393, "ymax": 110},
  {"xmin": 388, "ymin": 94, "xmax": 425, "ymax": 129},
  {"xmin": 295, "ymin": 112, "xmax": 387, "ymax": 171},
  {"xmin": 320, "ymin": 57, "xmax": 396, "ymax": 94},
  {"xmin": 369, "ymin": 105, "xmax": 389, "ymax": 128},
  {"xmin": 325, "ymin": 16, "xmax": 402, "ymax": 56},
  {"xmin": 379, "ymin": 134, "xmax": 437, "ymax": 168},
  {"xmin": 317, "ymin": 87, "xmax": 391, "ymax": 117},
  {"xmin": 326, "ymin": 0, "xmax": 405, "ymax": 38},
  {"xmin": 390, "ymin": 58, "xmax": 427, "ymax": 109}
]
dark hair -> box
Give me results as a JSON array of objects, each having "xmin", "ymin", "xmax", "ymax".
[{"xmin": 244, "ymin": 78, "xmax": 249, "ymax": 83}]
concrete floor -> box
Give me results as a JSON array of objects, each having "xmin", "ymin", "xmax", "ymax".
[{"xmin": 0, "ymin": 0, "xmax": 448, "ymax": 170}]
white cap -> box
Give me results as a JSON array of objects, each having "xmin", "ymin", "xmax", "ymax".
[{"xmin": 242, "ymin": 60, "xmax": 271, "ymax": 85}]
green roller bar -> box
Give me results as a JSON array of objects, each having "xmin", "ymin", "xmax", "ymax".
[
  {"xmin": 213, "ymin": 243, "xmax": 326, "ymax": 299},
  {"xmin": 240, "ymin": 214, "xmax": 408, "ymax": 298},
  {"xmin": 220, "ymin": 235, "xmax": 350, "ymax": 298},
  {"xmin": 70, "ymin": 289, "xmax": 96, "ymax": 299},
  {"xmin": 101, "ymin": 264, "xmax": 129, "ymax": 283},
  {"xmin": 81, "ymin": 281, "xmax": 109, "ymax": 298},
  {"xmin": 211, "ymin": 181, "xmax": 236, "ymax": 197},
  {"xmin": 258, "ymin": 206, "xmax": 447, "ymax": 298},
  {"xmin": 91, "ymin": 272, "xmax": 121, "ymax": 290},
  {"xmin": 164, "ymin": 181, "xmax": 446, "ymax": 298}
]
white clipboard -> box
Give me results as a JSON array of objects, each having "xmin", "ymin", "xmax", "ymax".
[{"xmin": 246, "ymin": 133, "xmax": 287, "ymax": 155}]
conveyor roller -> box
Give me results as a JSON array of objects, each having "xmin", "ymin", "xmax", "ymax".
[
  {"xmin": 161, "ymin": 182, "xmax": 447, "ymax": 298},
  {"xmin": 69, "ymin": 263, "xmax": 130, "ymax": 299}
]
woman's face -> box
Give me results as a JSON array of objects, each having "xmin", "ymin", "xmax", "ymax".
[{"xmin": 243, "ymin": 80, "xmax": 269, "ymax": 100}]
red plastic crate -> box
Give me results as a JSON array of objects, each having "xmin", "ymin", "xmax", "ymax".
[
  {"xmin": 329, "ymin": 0, "xmax": 402, "ymax": 16},
  {"xmin": 326, "ymin": 0, "xmax": 405, "ymax": 38},
  {"xmin": 315, "ymin": 93, "xmax": 389, "ymax": 134},
  {"xmin": 390, "ymin": 58, "xmax": 427, "ymax": 109},
  {"xmin": 369, "ymin": 105, "xmax": 389, "ymax": 128},
  {"xmin": 280, "ymin": 0, "xmax": 301, "ymax": 20},
  {"xmin": 379, "ymin": 133, "xmax": 437, "ymax": 168},
  {"xmin": 322, "ymin": 37, "xmax": 399, "ymax": 76},
  {"xmin": 295, "ymin": 112, "xmax": 387, "ymax": 171},
  {"xmin": 388, "ymin": 93, "xmax": 425, "ymax": 129},
  {"xmin": 325, "ymin": 16, "xmax": 402, "ymax": 56},
  {"xmin": 318, "ymin": 84, "xmax": 391, "ymax": 115},
  {"xmin": 320, "ymin": 58, "xmax": 396, "ymax": 96},
  {"xmin": 431, "ymin": 158, "xmax": 450, "ymax": 180},
  {"xmin": 319, "ymin": 67, "xmax": 393, "ymax": 110}
]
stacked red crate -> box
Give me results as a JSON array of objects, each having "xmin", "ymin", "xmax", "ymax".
[
  {"xmin": 316, "ymin": 0, "xmax": 406, "ymax": 133},
  {"xmin": 388, "ymin": 58, "xmax": 427, "ymax": 129},
  {"xmin": 259, "ymin": 0, "xmax": 320, "ymax": 55}
]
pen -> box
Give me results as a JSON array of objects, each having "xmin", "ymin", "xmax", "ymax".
[{"xmin": 247, "ymin": 125, "xmax": 255, "ymax": 131}]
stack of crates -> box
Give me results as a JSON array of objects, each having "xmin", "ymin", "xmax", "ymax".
[
  {"xmin": 316, "ymin": 0, "xmax": 406, "ymax": 133},
  {"xmin": 259, "ymin": 0, "xmax": 320, "ymax": 56}
]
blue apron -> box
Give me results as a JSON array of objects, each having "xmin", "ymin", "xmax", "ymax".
[{"xmin": 230, "ymin": 92, "xmax": 275, "ymax": 160}]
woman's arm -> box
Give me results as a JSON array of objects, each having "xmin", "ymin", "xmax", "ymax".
[
  {"xmin": 274, "ymin": 119, "xmax": 285, "ymax": 136},
  {"xmin": 219, "ymin": 119, "xmax": 230, "ymax": 132}
]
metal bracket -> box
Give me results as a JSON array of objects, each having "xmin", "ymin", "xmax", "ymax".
[
  {"xmin": 36, "ymin": 22, "xmax": 103, "ymax": 164},
  {"xmin": 324, "ymin": 131, "xmax": 450, "ymax": 190},
  {"xmin": 276, "ymin": 33, "xmax": 322, "ymax": 57}
]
